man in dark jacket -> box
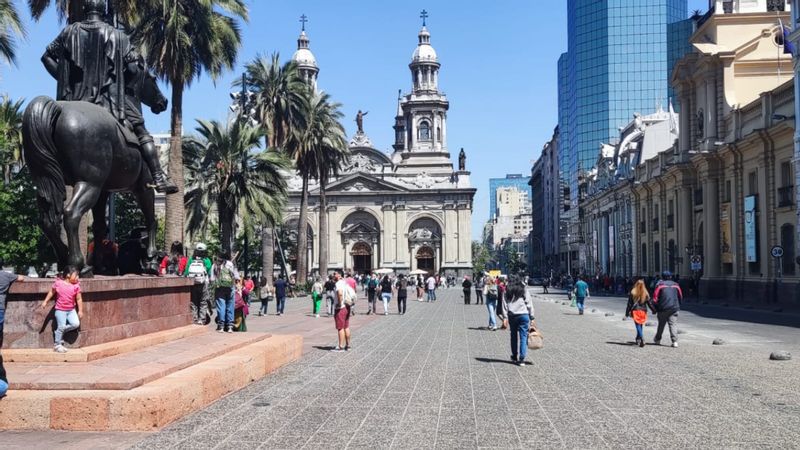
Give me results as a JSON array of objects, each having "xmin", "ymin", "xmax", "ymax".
[
  {"xmin": 462, "ymin": 276, "xmax": 473, "ymax": 305},
  {"xmin": 652, "ymin": 271, "xmax": 683, "ymax": 347}
]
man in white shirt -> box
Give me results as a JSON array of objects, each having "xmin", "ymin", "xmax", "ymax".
[
  {"xmin": 333, "ymin": 271, "xmax": 352, "ymax": 352},
  {"xmin": 426, "ymin": 275, "xmax": 437, "ymax": 302}
]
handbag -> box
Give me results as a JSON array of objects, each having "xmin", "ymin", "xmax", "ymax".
[
  {"xmin": 570, "ymin": 296, "xmax": 576, "ymax": 307},
  {"xmin": 527, "ymin": 320, "xmax": 544, "ymax": 350}
]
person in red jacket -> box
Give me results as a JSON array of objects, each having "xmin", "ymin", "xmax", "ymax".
[{"xmin": 160, "ymin": 241, "xmax": 188, "ymax": 275}]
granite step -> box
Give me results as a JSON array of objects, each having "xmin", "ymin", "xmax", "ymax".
[{"xmin": 7, "ymin": 331, "xmax": 271, "ymax": 390}]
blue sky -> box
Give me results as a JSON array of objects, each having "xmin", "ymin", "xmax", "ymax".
[{"xmin": 0, "ymin": 0, "xmax": 708, "ymax": 239}]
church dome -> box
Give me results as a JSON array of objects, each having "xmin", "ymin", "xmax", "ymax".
[
  {"xmin": 292, "ymin": 31, "xmax": 317, "ymax": 68},
  {"xmin": 412, "ymin": 27, "xmax": 438, "ymax": 63}
]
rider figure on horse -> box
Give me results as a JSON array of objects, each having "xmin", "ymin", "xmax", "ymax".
[{"xmin": 40, "ymin": 0, "xmax": 178, "ymax": 195}]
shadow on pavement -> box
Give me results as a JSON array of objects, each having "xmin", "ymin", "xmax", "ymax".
[
  {"xmin": 474, "ymin": 357, "xmax": 517, "ymax": 365},
  {"xmin": 605, "ymin": 341, "xmax": 637, "ymax": 346},
  {"xmin": 466, "ymin": 327, "xmax": 488, "ymax": 331},
  {"xmin": 312, "ymin": 345, "xmax": 338, "ymax": 351}
]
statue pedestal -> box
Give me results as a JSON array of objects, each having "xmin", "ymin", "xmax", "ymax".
[{"xmin": 3, "ymin": 276, "xmax": 193, "ymax": 349}]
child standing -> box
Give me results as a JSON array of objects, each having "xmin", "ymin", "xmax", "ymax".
[
  {"xmin": 40, "ymin": 267, "xmax": 84, "ymax": 353},
  {"xmin": 311, "ymin": 277, "xmax": 324, "ymax": 318},
  {"xmin": 625, "ymin": 279, "xmax": 655, "ymax": 347}
]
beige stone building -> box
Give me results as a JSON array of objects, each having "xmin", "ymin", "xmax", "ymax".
[
  {"xmin": 578, "ymin": 2, "xmax": 799, "ymax": 304},
  {"xmin": 283, "ymin": 24, "xmax": 475, "ymax": 277}
]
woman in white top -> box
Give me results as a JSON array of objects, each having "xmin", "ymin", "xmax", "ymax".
[{"xmin": 499, "ymin": 281, "xmax": 534, "ymax": 366}]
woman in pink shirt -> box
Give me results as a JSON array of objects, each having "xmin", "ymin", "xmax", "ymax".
[{"xmin": 40, "ymin": 267, "xmax": 84, "ymax": 353}]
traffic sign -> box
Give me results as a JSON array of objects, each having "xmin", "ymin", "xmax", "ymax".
[
  {"xmin": 690, "ymin": 255, "xmax": 702, "ymax": 271},
  {"xmin": 771, "ymin": 245, "xmax": 784, "ymax": 259}
]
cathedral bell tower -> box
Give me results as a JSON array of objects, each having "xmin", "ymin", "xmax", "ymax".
[
  {"xmin": 292, "ymin": 14, "xmax": 319, "ymax": 91},
  {"xmin": 393, "ymin": 11, "xmax": 455, "ymax": 175}
]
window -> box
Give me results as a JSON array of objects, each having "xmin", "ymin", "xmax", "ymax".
[
  {"xmin": 654, "ymin": 242, "xmax": 661, "ymax": 273},
  {"xmin": 418, "ymin": 121, "xmax": 431, "ymax": 141},
  {"xmin": 724, "ymin": 180, "xmax": 732, "ymax": 203},
  {"xmin": 641, "ymin": 243, "xmax": 648, "ymax": 273},
  {"xmin": 667, "ymin": 199, "xmax": 674, "ymax": 229},
  {"xmin": 781, "ymin": 161, "xmax": 792, "ymax": 187},
  {"xmin": 668, "ymin": 239, "xmax": 676, "ymax": 272},
  {"xmin": 748, "ymin": 171, "xmax": 758, "ymax": 196}
]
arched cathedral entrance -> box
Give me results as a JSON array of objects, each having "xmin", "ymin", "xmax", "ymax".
[
  {"xmin": 415, "ymin": 246, "xmax": 435, "ymax": 275},
  {"xmin": 341, "ymin": 211, "xmax": 381, "ymax": 275},
  {"xmin": 408, "ymin": 217, "xmax": 442, "ymax": 275},
  {"xmin": 351, "ymin": 242, "xmax": 373, "ymax": 275}
]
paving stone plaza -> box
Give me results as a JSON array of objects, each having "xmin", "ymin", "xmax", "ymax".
[{"xmin": 108, "ymin": 288, "xmax": 799, "ymax": 449}]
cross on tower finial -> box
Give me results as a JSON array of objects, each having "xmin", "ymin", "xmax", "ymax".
[
  {"xmin": 300, "ymin": 14, "xmax": 308, "ymax": 31},
  {"xmin": 420, "ymin": 9, "xmax": 428, "ymax": 27}
]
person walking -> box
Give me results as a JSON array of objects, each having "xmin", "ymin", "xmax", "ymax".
[
  {"xmin": 652, "ymin": 271, "xmax": 683, "ymax": 347},
  {"xmin": 396, "ymin": 274, "xmax": 408, "ymax": 315},
  {"xmin": 211, "ymin": 253, "xmax": 239, "ymax": 332},
  {"xmin": 625, "ymin": 279, "xmax": 656, "ymax": 347},
  {"xmin": 367, "ymin": 273, "xmax": 378, "ymax": 315},
  {"xmin": 185, "ymin": 243, "xmax": 212, "ymax": 325},
  {"xmin": 333, "ymin": 271, "xmax": 355, "ymax": 352},
  {"xmin": 474, "ymin": 275, "xmax": 485, "ymax": 305},
  {"xmin": 311, "ymin": 277, "xmax": 324, "ymax": 318},
  {"xmin": 380, "ymin": 275, "xmax": 393, "ymax": 315},
  {"xmin": 485, "ymin": 277, "xmax": 499, "ymax": 330},
  {"xmin": 324, "ymin": 275, "xmax": 336, "ymax": 316},
  {"xmin": 462, "ymin": 276, "xmax": 472, "ymax": 305},
  {"xmin": 274, "ymin": 275, "xmax": 288, "ymax": 316},
  {"xmin": 40, "ymin": 266, "xmax": 84, "ymax": 352},
  {"xmin": 573, "ymin": 276, "xmax": 590, "ymax": 315},
  {"xmin": 426, "ymin": 274, "xmax": 437, "ymax": 302},
  {"xmin": 258, "ymin": 277, "xmax": 273, "ymax": 316},
  {"xmin": 498, "ymin": 281, "xmax": 534, "ymax": 366},
  {"xmin": 416, "ymin": 275, "xmax": 425, "ymax": 301}
]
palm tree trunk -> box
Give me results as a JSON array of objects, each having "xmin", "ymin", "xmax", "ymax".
[
  {"xmin": 165, "ymin": 83, "xmax": 185, "ymax": 250},
  {"xmin": 262, "ymin": 223, "xmax": 274, "ymax": 285},
  {"xmin": 296, "ymin": 173, "xmax": 309, "ymax": 284},
  {"xmin": 318, "ymin": 179, "xmax": 328, "ymax": 277},
  {"xmin": 219, "ymin": 199, "xmax": 234, "ymax": 257}
]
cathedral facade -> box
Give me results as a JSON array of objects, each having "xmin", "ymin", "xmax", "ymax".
[{"xmin": 283, "ymin": 22, "xmax": 475, "ymax": 277}]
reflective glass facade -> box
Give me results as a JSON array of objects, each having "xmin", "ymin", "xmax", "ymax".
[
  {"xmin": 488, "ymin": 175, "xmax": 531, "ymax": 220},
  {"xmin": 558, "ymin": 0, "xmax": 691, "ymax": 202}
]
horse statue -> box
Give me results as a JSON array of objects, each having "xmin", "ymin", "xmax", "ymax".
[{"xmin": 21, "ymin": 73, "xmax": 168, "ymax": 276}]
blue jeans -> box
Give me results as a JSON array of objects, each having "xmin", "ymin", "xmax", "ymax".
[
  {"xmin": 635, "ymin": 323, "xmax": 644, "ymax": 341},
  {"xmin": 381, "ymin": 292, "xmax": 392, "ymax": 313},
  {"xmin": 276, "ymin": 296, "xmax": 286, "ymax": 314},
  {"xmin": 486, "ymin": 298, "xmax": 497, "ymax": 328},
  {"xmin": 427, "ymin": 289, "xmax": 436, "ymax": 301},
  {"xmin": 509, "ymin": 314, "xmax": 531, "ymax": 362},
  {"xmin": 216, "ymin": 290, "xmax": 235, "ymax": 326},
  {"xmin": 576, "ymin": 296, "xmax": 586, "ymax": 313},
  {"xmin": 0, "ymin": 379, "xmax": 7, "ymax": 397},
  {"xmin": 54, "ymin": 309, "xmax": 80, "ymax": 346}
]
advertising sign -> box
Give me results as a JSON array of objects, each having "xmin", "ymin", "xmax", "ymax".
[
  {"xmin": 744, "ymin": 196, "xmax": 757, "ymax": 263},
  {"xmin": 720, "ymin": 203, "xmax": 733, "ymax": 264}
]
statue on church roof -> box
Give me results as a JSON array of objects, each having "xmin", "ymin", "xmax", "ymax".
[
  {"xmin": 458, "ymin": 148, "xmax": 466, "ymax": 171},
  {"xmin": 355, "ymin": 109, "xmax": 369, "ymax": 134}
]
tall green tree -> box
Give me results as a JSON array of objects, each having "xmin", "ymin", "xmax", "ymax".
[
  {"xmin": 472, "ymin": 241, "xmax": 491, "ymax": 274},
  {"xmin": 136, "ymin": 0, "xmax": 248, "ymax": 250},
  {"xmin": 183, "ymin": 119, "xmax": 289, "ymax": 258},
  {"xmin": 241, "ymin": 53, "xmax": 306, "ymax": 283},
  {"xmin": 27, "ymin": 0, "xmax": 139, "ymax": 24},
  {"xmin": 301, "ymin": 91, "xmax": 348, "ymax": 278},
  {"xmin": 0, "ymin": 0, "xmax": 25, "ymax": 65},
  {"xmin": 0, "ymin": 167, "xmax": 54, "ymax": 271},
  {"xmin": 0, "ymin": 94, "xmax": 23, "ymax": 184}
]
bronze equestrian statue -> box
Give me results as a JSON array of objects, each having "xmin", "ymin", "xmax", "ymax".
[{"xmin": 22, "ymin": 0, "xmax": 174, "ymax": 274}]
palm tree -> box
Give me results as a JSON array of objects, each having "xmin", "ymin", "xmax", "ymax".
[
  {"xmin": 183, "ymin": 119, "xmax": 289, "ymax": 257},
  {"xmin": 305, "ymin": 93, "xmax": 348, "ymax": 277},
  {"xmin": 27, "ymin": 0, "xmax": 139, "ymax": 24},
  {"xmin": 0, "ymin": 0, "xmax": 25, "ymax": 65},
  {"xmin": 287, "ymin": 90, "xmax": 348, "ymax": 284},
  {"xmin": 136, "ymin": 0, "xmax": 248, "ymax": 250},
  {"xmin": 0, "ymin": 94, "xmax": 24, "ymax": 184},
  {"xmin": 241, "ymin": 53, "xmax": 307, "ymax": 284}
]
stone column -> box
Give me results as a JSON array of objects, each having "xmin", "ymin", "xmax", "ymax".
[
  {"xmin": 679, "ymin": 186, "xmax": 693, "ymax": 278},
  {"xmin": 705, "ymin": 75, "xmax": 717, "ymax": 140},
  {"xmin": 441, "ymin": 115, "xmax": 447, "ymax": 150},
  {"xmin": 703, "ymin": 177, "xmax": 720, "ymax": 277},
  {"xmin": 382, "ymin": 207, "xmax": 395, "ymax": 266},
  {"xmin": 395, "ymin": 208, "xmax": 407, "ymax": 267},
  {"xmin": 679, "ymin": 87, "xmax": 691, "ymax": 154},
  {"xmin": 444, "ymin": 207, "xmax": 458, "ymax": 264}
]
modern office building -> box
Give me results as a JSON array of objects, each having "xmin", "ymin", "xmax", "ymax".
[
  {"xmin": 488, "ymin": 174, "xmax": 531, "ymax": 220},
  {"xmin": 558, "ymin": 0, "xmax": 693, "ymax": 203}
]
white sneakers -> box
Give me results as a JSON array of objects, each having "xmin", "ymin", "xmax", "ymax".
[
  {"xmin": 54, "ymin": 345, "xmax": 67, "ymax": 353},
  {"xmin": 672, "ymin": 342, "xmax": 679, "ymax": 348}
]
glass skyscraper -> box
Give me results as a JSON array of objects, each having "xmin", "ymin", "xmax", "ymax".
[
  {"xmin": 488, "ymin": 175, "xmax": 531, "ymax": 220},
  {"xmin": 558, "ymin": 0, "xmax": 692, "ymax": 202}
]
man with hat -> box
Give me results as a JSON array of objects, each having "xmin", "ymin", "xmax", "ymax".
[{"xmin": 652, "ymin": 271, "xmax": 683, "ymax": 348}]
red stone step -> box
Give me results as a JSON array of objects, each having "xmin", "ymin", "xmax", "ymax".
[{"xmin": 7, "ymin": 331, "xmax": 271, "ymax": 390}]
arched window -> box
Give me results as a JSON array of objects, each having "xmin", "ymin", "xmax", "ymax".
[
  {"xmin": 668, "ymin": 239, "xmax": 676, "ymax": 273},
  {"xmin": 419, "ymin": 121, "xmax": 431, "ymax": 141},
  {"xmin": 654, "ymin": 242, "xmax": 661, "ymax": 273},
  {"xmin": 641, "ymin": 243, "xmax": 648, "ymax": 274}
]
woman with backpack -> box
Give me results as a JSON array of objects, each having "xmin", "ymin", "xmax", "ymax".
[
  {"xmin": 211, "ymin": 253, "xmax": 239, "ymax": 333},
  {"xmin": 498, "ymin": 281, "xmax": 534, "ymax": 366},
  {"xmin": 367, "ymin": 273, "xmax": 378, "ymax": 315}
]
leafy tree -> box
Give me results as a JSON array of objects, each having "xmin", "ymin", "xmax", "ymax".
[
  {"xmin": 183, "ymin": 119, "xmax": 289, "ymax": 258},
  {"xmin": 0, "ymin": 167, "xmax": 54, "ymax": 271},
  {"xmin": 0, "ymin": 94, "xmax": 24, "ymax": 184},
  {"xmin": 0, "ymin": 0, "xmax": 25, "ymax": 65},
  {"xmin": 472, "ymin": 241, "xmax": 491, "ymax": 274},
  {"xmin": 27, "ymin": 0, "xmax": 139, "ymax": 24},
  {"xmin": 241, "ymin": 53, "xmax": 306, "ymax": 284},
  {"xmin": 136, "ymin": 0, "xmax": 248, "ymax": 249}
]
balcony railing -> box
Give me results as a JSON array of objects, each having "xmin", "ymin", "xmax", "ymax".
[
  {"xmin": 778, "ymin": 185, "xmax": 794, "ymax": 208},
  {"xmin": 667, "ymin": 214, "xmax": 674, "ymax": 230}
]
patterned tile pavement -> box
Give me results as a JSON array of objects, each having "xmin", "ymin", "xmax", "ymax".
[{"xmin": 125, "ymin": 288, "xmax": 800, "ymax": 449}]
